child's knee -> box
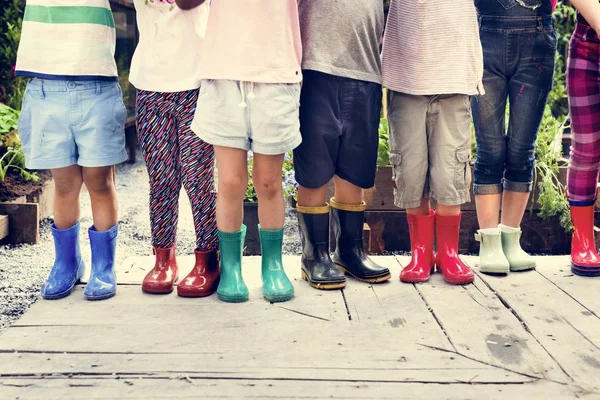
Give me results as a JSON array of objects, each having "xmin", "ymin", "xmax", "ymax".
[
  {"xmin": 219, "ymin": 173, "xmax": 247, "ymax": 198},
  {"xmin": 253, "ymin": 171, "xmax": 282, "ymax": 198},
  {"xmin": 54, "ymin": 177, "xmax": 83, "ymax": 196},
  {"xmin": 83, "ymin": 168, "xmax": 115, "ymax": 195}
]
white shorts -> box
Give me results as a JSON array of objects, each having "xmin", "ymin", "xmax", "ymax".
[{"xmin": 191, "ymin": 79, "xmax": 302, "ymax": 155}]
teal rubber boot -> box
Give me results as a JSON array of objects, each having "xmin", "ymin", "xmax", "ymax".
[
  {"xmin": 475, "ymin": 228, "xmax": 510, "ymax": 274},
  {"xmin": 499, "ymin": 224, "xmax": 536, "ymax": 271},
  {"xmin": 216, "ymin": 225, "xmax": 249, "ymax": 303},
  {"xmin": 259, "ymin": 226, "xmax": 294, "ymax": 303}
]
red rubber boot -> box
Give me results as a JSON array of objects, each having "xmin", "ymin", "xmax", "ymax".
[
  {"xmin": 177, "ymin": 250, "xmax": 220, "ymax": 297},
  {"xmin": 142, "ymin": 247, "xmax": 179, "ymax": 294},
  {"xmin": 570, "ymin": 205, "xmax": 600, "ymax": 276},
  {"xmin": 400, "ymin": 210, "xmax": 435, "ymax": 283},
  {"xmin": 435, "ymin": 213, "xmax": 474, "ymax": 285}
]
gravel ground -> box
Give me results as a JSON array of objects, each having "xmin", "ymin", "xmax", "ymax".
[{"xmin": 0, "ymin": 151, "xmax": 302, "ymax": 333}]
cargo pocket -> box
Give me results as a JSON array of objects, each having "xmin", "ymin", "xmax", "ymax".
[
  {"xmin": 390, "ymin": 152, "xmax": 403, "ymax": 194},
  {"xmin": 454, "ymin": 147, "xmax": 472, "ymax": 191}
]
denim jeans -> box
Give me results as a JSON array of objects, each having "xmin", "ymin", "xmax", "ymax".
[{"xmin": 472, "ymin": 10, "xmax": 556, "ymax": 194}]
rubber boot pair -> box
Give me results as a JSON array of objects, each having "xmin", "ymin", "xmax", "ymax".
[
  {"xmin": 142, "ymin": 246, "xmax": 219, "ymax": 297},
  {"xmin": 476, "ymin": 225, "xmax": 535, "ymax": 274},
  {"xmin": 400, "ymin": 211, "xmax": 474, "ymax": 285},
  {"xmin": 41, "ymin": 222, "xmax": 118, "ymax": 301},
  {"xmin": 570, "ymin": 204, "xmax": 600, "ymax": 276},
  {"xmin": 297, "ymin": 201, "xmax": 391, "ymax": 290},
  {"xmin": 217, "ymin": 225, "xmax": 294, "ymax": 303}
]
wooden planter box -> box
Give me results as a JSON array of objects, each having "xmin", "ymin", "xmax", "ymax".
[
  {"xmin": 0, "ymin": 179, "xmax": 54, "ymax": 245},
  {"xmin": 242, "ymin": 202, "xmax": 261, "ymax": 255}
]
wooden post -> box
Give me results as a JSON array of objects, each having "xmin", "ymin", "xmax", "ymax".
[{"xmin": 0, "ymin": 215, "xmax": 8, "ymax": 241}]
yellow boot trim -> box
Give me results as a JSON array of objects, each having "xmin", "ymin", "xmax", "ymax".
[
  {"xmin": 296, "ymin": 204, "xmax": 330, "ymax": 215},
  {"xmin": 330, "ymin": 198, "xmax": 366, "ymax": 212}
]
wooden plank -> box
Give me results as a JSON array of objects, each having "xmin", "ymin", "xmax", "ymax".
[
  {"xmin": 342, "ymin": 256, "xmax": 452, "ymax": 350},
  {"xmin": 0, "ymin": 202, "xmax": 39, "ymax": 244},
  {"xmin": 476, "ymin": 257, "xmax": 600, "ymax": 392},
  {"xmin": 534, "ymin": 255, "xmax": 600, "ymax": 318},
  {"xmin": 0, "ymin": 215, "xmax": 8, "ymax": 241},
  {"xmin": 0, "ymin": 378, "xmax": 580, "ymax": 400},
  {"xmin": 14, "ymin": 279, "xmax": 347, "ymax": 326},
  {"xmin": 417, "ymin": 257, "xmax": 567, "ymax": 383},
  {"xmin": 0, "ymin": 344, "xmax": 532, "ymax": 384},
  {"xmin": 25, "ymin": 179, "xmax": 54, "ymax": 220}
]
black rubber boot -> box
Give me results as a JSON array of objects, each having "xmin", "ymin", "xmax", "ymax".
[
  {"xmin": 330, "ymin": 199, "xmax": 391, "ymax": 283},
  {"xmin": 298, "ymin": 205, "xmax": 346, "ymax": 290}
]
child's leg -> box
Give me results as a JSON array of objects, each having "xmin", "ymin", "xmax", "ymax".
[
  {"xmin": 214, "ymin": 146, "xmax": 248, "ymax": 232},
  {"xmin": 253, "ymin": 153, "xmax": 285, "ymax": 230},
  {"xmin": 136, "ymin": 90, "xmax": 182, "ymax": 249},
  {"xmin": 328, "ymin": 78, "xmax": 390, "ymax": 283},
  {"xmin": 567, "ymin": 26, "xmax": 600, "ymax": 276},
  {"xmin": 429, "ymin": 94, "xmax": 474, "ymax": 284},
  {"xmin": 214, "ymin": 145, "xmax": 249, "ymax": 303},
  {"xmin": 136, "ymin": 90, "xmax": 182, "ymax": 294},
  {"xmin": 82, "ymin": 166, "xmax": 118, "ymax": 231},
  {"xmin": 176, "ymin": 91, "xmax": 218, "ymax": 252},
  {"xmin": 51, "ymin": 166, "xmax": 84, "ymax": 229},
  {"xmin": 176, "ymin": 90, "xmax": 219, "ymax": 298}
]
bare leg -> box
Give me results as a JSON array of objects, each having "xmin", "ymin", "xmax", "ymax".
[
  {"xmin": 51, "ymin": 166, "xmax": 83, "ymax": 229},
  {"xmin": 500, "ymin": 190, "xmax": 530, "ymax": 227},
  {"xmin": 214, "ymin": 146, "xmax": 248, "ymax": 232},
  {"xmin": 253, "ymin": 153, "xmax": 285, "ymax": 230},
  {"xmin": 333, "ymin": 176, "xmax": 362, "ymax": 205},
  {"xmin": 475, "ymin": 194, "xmax": 501, "ymax": 228},
  {"xmin": 297, "ymin": 185, "xmax": 328, "ymax": 207},
  {"xmin": 82, "ymin": 166, "xmax": 118, "ymax": 231}
]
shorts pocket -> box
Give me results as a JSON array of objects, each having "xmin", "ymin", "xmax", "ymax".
[
  {"xmin": 199, "ymin": 79, "xmax": 214, "ymax": 97},
  {"xmin": 454, "ymin": 147, "xmax": 472, "ymax": 191},
  {"xmin": 281, "ymin": 83, "xmax": 301, "ymax": 108},
  {"xmin": 390, "ymin": 152, "xmax": 403, "ymax": 193},
  {"xmin": 17, "ymin": 86, "xmax": 33, "ymax": 153}
]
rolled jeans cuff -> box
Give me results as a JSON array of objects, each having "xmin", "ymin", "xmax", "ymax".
[
  {"xmin": 473, "ymin": 183, "xmax": 502, "ymax": 195},
  {"xmin": 503, "ymin": 179, "xmax": 533, "ymax": 193}
]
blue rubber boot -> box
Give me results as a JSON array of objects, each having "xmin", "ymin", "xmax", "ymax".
[
  {"xmin": 259, "ymin": 226, "xmax": 294, "ymax": 303},
  {"xmin": 216, "ymin": 225, "xmax": 249, "ymax": 303},
  {"xmin": 41, "ymin": 222, "xmax": 86, "ymax": 300},
  {"xmin": 84, "ymin": 225, "xmax": 118, "ymax": 301}
]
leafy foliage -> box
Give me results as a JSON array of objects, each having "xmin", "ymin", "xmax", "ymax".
[
  {"xmin": 532, "ymin": 109, "xmax": 571, "ymax": 230},
  {"xmin": 377, "ymin": 118, "xmax": 390, "ymax": 167},
  {"xmin": 0, "ymin": 0, "xmax": 26, "ymax": 109}
]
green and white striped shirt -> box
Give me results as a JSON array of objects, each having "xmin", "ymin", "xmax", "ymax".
[{"xmin": 16, "ymin": 0, "xmax": 118, "ymax": 80}]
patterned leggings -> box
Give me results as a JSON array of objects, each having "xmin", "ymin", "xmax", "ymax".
[
  {"xmin": 136, "ymin": 89, "xmax": 218, "ymax": 250},
  {"xmin": 567, "ymin": 21, "xmax": 600, "ymax": 205}
]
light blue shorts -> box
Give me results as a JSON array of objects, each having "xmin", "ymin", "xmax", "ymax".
[
  {"xmin": 191, "ymin": 80, "xmax": 302, "ymax": 155},
  {"xmin": 17, "ymin": 78, "xmax": 128, "ymax": 170}
]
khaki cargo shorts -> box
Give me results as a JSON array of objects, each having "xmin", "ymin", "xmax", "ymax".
[{"xmin": 387, "ymin": 91, "xmax": 472, "ymax": 209}]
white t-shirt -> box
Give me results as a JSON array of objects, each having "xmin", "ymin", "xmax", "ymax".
[{"xmin": 129, "ymin": 0, "xmax": 209, "ymax": 92}]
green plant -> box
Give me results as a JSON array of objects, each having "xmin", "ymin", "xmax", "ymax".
[
  {"xmin": 532, "ymin": 108, "xmax": 571, "ymax": 230},
  {"xmin": 0, "ymin": 146, "xmax": 38, "ymax": 183},
  {"xmin": 377, "ymin": 118, "xmax": 390, "ymax": 167},
  {"xmin": 0, "ymin": 0, "xmax": 26, "ymax": 109}
]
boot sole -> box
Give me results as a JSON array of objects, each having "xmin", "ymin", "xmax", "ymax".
[
  {"xmin": 42, "ymin": 284, "xmax": 76, "ymax": 300},
  {"xmin": 301, "ymin": 270, "xmax": 346, "ymax": 290},
  {"xmin": 336, "ymin": 265, "xmax": 392, "ymax": 284},
  {"xmin": 217, "ymin": 293, "xmax": 249, "ymax": 303},
  {"xmin": 142, "ymin": 287, "xmax": 175, "ymax": 295},
  {"xmin": 84, "ymin": 290, "xmax": 116, "ymax": 301},
  {"xmin": 571, "ymin": 263, "xmax": 600, "ymax": 277},
  {"xmin": 510, "ymin": 265, "xmax": 536, "ymax": 272},
  {"xmin": 177, "ymin": 289, "xmax": 217, "ymax": 298},
  {"xmin": 264, "ymin": 293, "xmax": 294, "ymax": 303}
]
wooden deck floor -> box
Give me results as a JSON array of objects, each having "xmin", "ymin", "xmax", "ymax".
[{"xmin": 1, "ymin": 255, "xmax": 599, "ymax": 399}]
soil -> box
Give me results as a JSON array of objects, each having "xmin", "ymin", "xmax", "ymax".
[{"xmin": 0, "ymin": 170, "xmax": 51, "ymax": 202}]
